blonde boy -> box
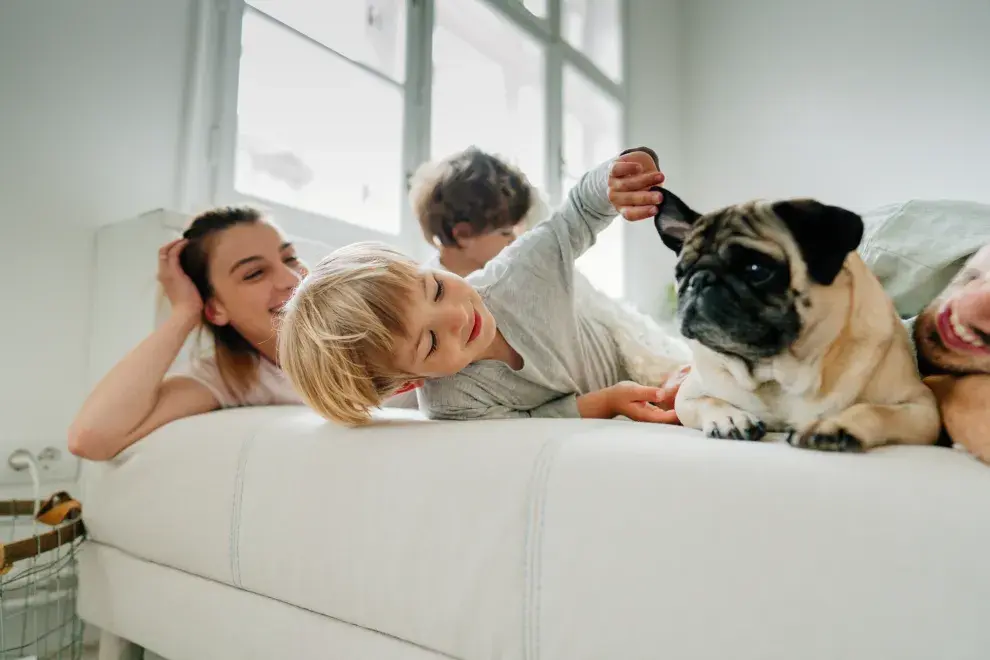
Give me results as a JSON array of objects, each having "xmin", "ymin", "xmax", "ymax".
[{"xmin": 278, "ymin": 148, "xmax": 681, "ymax": 426}]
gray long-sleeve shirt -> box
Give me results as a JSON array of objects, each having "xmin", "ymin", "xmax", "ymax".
[{"xmin": 417, "ymin": 158, "xmax": 629, "ymax": 420}]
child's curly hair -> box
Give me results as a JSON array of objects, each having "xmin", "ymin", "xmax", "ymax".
[
  {"xmin": 408, "ymin": 146, "xmax": 537, "ymax": 246},
  {"xmin": 277, "ymin": 242, "xmax": 421, "ymax": 426}
]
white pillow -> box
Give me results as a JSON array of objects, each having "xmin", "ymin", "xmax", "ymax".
[{"xmin": 857, "ymin": 199, "xmax": 990, "ymax": 317}]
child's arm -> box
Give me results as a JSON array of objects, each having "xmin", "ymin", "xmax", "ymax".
[
  {"xmin": 545, "ymin": 152, "xmax": 664, "ymax": 264},
  {"xmin": 422, "ymin": 379, "xmax": 679, "ymax": 423},
  {"xmin": 471, "ymin": 148, "xmax": 665, "ymax": 287},
  {"xmin": 577, "ymin": 382, "xmax": 680, "ymax": 423}
]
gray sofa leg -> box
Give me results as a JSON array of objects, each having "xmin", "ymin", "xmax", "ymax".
[{"xmin": 98, "ymin": 629, "xmax": 144, "ymax": 660}]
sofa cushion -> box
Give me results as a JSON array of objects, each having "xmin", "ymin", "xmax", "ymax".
[{"xmin": 81, "ymin": 406, "xmax": 990, "ymax": 660}]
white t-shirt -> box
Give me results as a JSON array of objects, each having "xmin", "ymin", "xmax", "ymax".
[{"xmin": 182, "ymin": 355, "xmax": 302, "ymax": 408}]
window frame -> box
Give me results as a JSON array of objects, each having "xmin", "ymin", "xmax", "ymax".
[{"xmin": 198, "ymin": 0, "xmax": 628, "ymax": 267}]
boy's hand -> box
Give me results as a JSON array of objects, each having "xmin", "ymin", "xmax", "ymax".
[
  {"xmin": 578, "ymin": 380, "xmax": 681, "ymax": 423},
  {"xmin": 608, "ymin": 151, "xmax": 666, "ymax": 221},
  {"xmin": 608, "ymin": 381, "xmax": 681, "ymax": 423}
]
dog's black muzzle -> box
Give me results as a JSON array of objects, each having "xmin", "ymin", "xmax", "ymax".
[{"xmin": 677, "ymin": 268, "xmax": 798, "ymax": 360}]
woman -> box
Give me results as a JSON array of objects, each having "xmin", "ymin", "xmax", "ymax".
[{"xmin": 68, "ymin": 206, "xmax": 308, "ymax": 460}]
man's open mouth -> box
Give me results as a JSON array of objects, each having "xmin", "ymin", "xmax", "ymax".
[{"xmin": 936, "ymin": 303, "xmax": 990, "ymax": 353}]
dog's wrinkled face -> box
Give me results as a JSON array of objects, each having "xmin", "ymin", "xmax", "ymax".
[{"xmin": 653, "ymin": 188, "xmax": 864, "ymax": 364}]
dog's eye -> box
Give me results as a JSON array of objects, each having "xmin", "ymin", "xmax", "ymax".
[
  {"xmin": 729, "ymin": 246, "xmax": 786, "ymax": 289},
  {"xmin": 744, "ymin": 262, "xmax": 775, "ymax": 285}
]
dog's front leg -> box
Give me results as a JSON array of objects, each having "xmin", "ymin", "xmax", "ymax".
[
  {"xmin": 791, "ymin": 385, "xmax": 941, "ymax": 452},
  {"xmin": 676, "ymin": 374, "xmax": 768, "ymax": 442}
]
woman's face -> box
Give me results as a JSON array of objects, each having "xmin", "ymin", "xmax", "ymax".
[{"xmin": 205, "ymin": 221, "xmax": 308, "ymax": 357}]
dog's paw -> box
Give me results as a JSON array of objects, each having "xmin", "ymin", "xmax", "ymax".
[
  {"xmin": 700, "ymin": 407, "xmax": 767, "ymax": 442},
  {"xmin": 787, "ymin": 426, "xmax": 863, "ymax": 453}
]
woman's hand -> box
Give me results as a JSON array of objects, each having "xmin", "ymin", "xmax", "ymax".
[
  {"xmin": 608, "ymin": 151, "xmax": 666, "ymax": 221},
  {"xmin": 158, "ymin": 238, "xmax": 203, "ymax": 319}
]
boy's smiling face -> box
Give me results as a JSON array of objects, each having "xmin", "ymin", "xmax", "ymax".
[
  {"xmin": 391, "ymin": 268, "xmax": 498, "ymax": 379},
  {"xmin": 915, "ymin": 244, "xmax": 990, "ymax": 375}
]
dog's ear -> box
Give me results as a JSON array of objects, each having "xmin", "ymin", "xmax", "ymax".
[
  {"xmin": 616, "ymin": 147, "xmax": 701, "ymax": 254},
  {"xmin": 772, "ymin": 199, "xmax": 864, "ymax": 286},
  {"xmin": 654, "ymin": 187, "xmax": 701, "ymax": 254}
]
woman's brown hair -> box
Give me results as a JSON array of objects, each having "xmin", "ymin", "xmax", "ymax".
[{"xmin": 178, "ymin": 206, "xmax": 264, "ymax": 400}]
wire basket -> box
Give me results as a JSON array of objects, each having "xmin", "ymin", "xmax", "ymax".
[{"xmin": 0, "ymin": 487, "xmax": 87, "ymax": 660}]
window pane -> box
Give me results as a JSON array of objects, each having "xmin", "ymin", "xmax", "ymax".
[
  {"xmin": 431, "ymin": 0, "xmax": 547, "ymax": 192},
  {"xmin": 235, "ymin": 10, "xmax": 403, "ymax": 234},
  {"xmin": 247, "ymin": 0, "xmax": 406, "ymax": 82},
  {"xmin": 562, "ymin": 0, "xmax": 622, "ymax": 82},
  {"xmin": 563, "ymin": 65, "xmax": 624, "ymax": 298},
  {"xmin": 523, "ymin": 0, "xmax": 548, "ymax": 18}
]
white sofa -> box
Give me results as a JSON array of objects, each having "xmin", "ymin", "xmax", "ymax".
[{"xmin": 77, "ymin": 404, "xmax": 990, "ymax": 660}]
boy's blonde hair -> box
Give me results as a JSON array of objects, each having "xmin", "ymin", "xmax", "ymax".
[{"xmin": 277, "ymin": 242, "xmax": 422, "ymax": 426}]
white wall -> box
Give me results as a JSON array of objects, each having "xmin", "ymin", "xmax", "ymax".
[
  {"xmin": 624, "ymin": 0, "xmax": 684, "ymax": 319},
  {"xmin": 0, "ymin": 0, "xmax": 193, "ymax": 487},
  {"xmin": 680, "ymin": 0, "xmax": 990, "ymax": 213}
]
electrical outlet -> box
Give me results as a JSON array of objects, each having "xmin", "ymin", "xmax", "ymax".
[{"xmin": 4, "ymin": 446, "xmax": 80, "ymax": 486}]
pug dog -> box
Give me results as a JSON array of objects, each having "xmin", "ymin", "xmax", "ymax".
[{"xmin": 652, "ymin": 188, "xmax": 941, "ymax": 452}]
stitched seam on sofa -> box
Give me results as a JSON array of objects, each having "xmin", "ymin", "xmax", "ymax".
[
  {"xmin": 523, "ymin": 436, "xmax": 564, "ymax": 660},
  {"xmin": 85, "ymin": 541, "xmax": 465, "ymax": 660},
  {"xmin": 228, "ymin": 420, "xmax": 271, "ymax": 588}
]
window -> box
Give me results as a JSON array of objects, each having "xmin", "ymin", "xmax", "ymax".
[
  {"xmin": 430, "ymin": 0, "xmax": 547, "ymax": 191},
  {"xmin": 220, "ymin": 0, "xmax": 410, "ymax": 240},
  {"xmin": 522, "ymin": 0, "xmax": 548, "ymax": 19},
  {"xmin": 245, "ymin": 0, "xmax": 406, "ymax": 82},
  {"xmin": 563, "ymin": 64, "xmax": 625, "ymax": 298},
  {"xmin": 211, "ymin": 0, "xmax": 627, "ymax": 290},
  {"xmin": 234, "ymin": 8, "xmax": 405, "ymax": 234},
  {"xmin": 562, "ymin": 0, "xmax": 622, "ymax": 82}
]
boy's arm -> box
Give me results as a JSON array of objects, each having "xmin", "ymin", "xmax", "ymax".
[
  {"xmin": 546, "ymin": 160, "xmax": 621, "ymax": 264},
  {"xmin": 547, "ymin": 146, "xmax": 664, "ymax": 264},
  {"xmin": 422, "ymin": 381, "xmax": 679, "ymax": 423},
  {"xmin": 424, "ymin": 394, "xmax": 582, "ymax": 421},
  {"xmin": 471, "ymin": 148, "xmax": 663, "ymax": 288},
  {"xmin": 420, "ymin": 377, "xmax": 582, "ymax": 420},
  {"xmin": 472, "ymin": 159, "xmax": 614, "ymax": 289}
]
